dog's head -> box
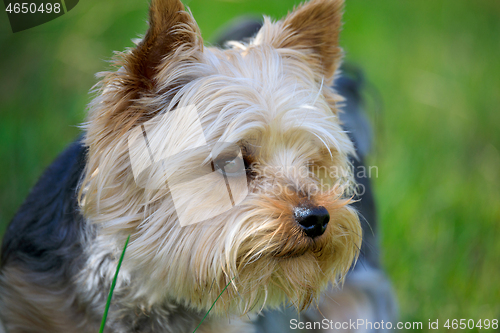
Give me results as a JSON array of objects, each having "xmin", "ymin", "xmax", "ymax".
[{"xmin": 80, "ymin": 0, "xmax": 361, "ymax": 314}]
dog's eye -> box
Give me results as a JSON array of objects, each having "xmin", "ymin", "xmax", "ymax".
[
  {"xmin": 243, "ymin": 157, "xmax": 251, "ymax": 171},
  {"xmin": 213, "ymin": 156, "xmax": 246, "ymax": 177}
]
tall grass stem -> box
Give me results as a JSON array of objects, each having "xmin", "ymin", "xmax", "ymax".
[
  {"xmin": 99, "ymin": 235, "xmax": 130, "ymax": 333},
  {"xmin": 192, "ymin": 277, "xmax": 235, "ymax": 333}
]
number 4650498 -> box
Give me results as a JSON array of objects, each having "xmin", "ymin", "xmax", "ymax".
[
  {"xmin": 6, "ymin": 2, "xmax": 61, "ymax": 14},
  {"xmin": 444, "ymin": 319, "xmax": 498, "ymax": 330}
]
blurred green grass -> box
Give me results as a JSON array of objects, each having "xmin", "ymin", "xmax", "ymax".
[{"xmin": 0, "ymin": 0, "xmax": 499, "ymax": 330}]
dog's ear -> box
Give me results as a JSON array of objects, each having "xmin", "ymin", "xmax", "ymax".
[
  {"xmin": 121, "ymin": 0, "xmax": 202, "ymax": 90},
  {"xmin": 255, "ymin": 0, "xmax": 344, "ymax": 80},
  {"xmin": 85, "ymin": 0, "xmax": 202, "ymax": 150}
]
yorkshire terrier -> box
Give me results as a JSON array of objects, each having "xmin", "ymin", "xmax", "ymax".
[{"xmin": 0, "ymin": 0, "xmax": 396, "ymax": 332}]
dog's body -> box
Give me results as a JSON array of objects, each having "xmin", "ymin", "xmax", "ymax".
[{"xmin": 0, "ymin": 0, "xmax": 396, "ymax": 332}]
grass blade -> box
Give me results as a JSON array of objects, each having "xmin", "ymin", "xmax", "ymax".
[
  {"xmin": 99, "ymin": 235, "xmax": 130, "ymax": 333},
  {"xmin": 192, "ymin": 277, "xmax": 235, "ymax": 333}
]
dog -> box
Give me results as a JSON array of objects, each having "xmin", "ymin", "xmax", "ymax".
[{"xmin": 0, "ymin": 0, "xmax": 396, "ymax": 332}]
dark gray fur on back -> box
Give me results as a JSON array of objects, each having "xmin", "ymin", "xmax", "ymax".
[{"xmin": 1, "ymin": 138, "xmax": 87, "ymax": 274}]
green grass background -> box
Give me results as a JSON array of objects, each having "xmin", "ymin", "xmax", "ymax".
[{"xmin": 1, "ymin": 0, "xmax": 499, "ymax": 331}]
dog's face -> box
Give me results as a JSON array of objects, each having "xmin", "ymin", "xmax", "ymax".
[{"xmin": 80, "ymin": 0, "xmax": 361, "ymax": 314}]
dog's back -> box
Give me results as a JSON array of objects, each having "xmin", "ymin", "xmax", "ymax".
[{"xmin": 0, "ymin": 140, "xmax": 98, "ymax": 332}]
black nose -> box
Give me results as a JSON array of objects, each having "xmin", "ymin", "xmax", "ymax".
[{"xmin": 294, "ymin": 206, "xmax": 330, "ymax": 238}]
